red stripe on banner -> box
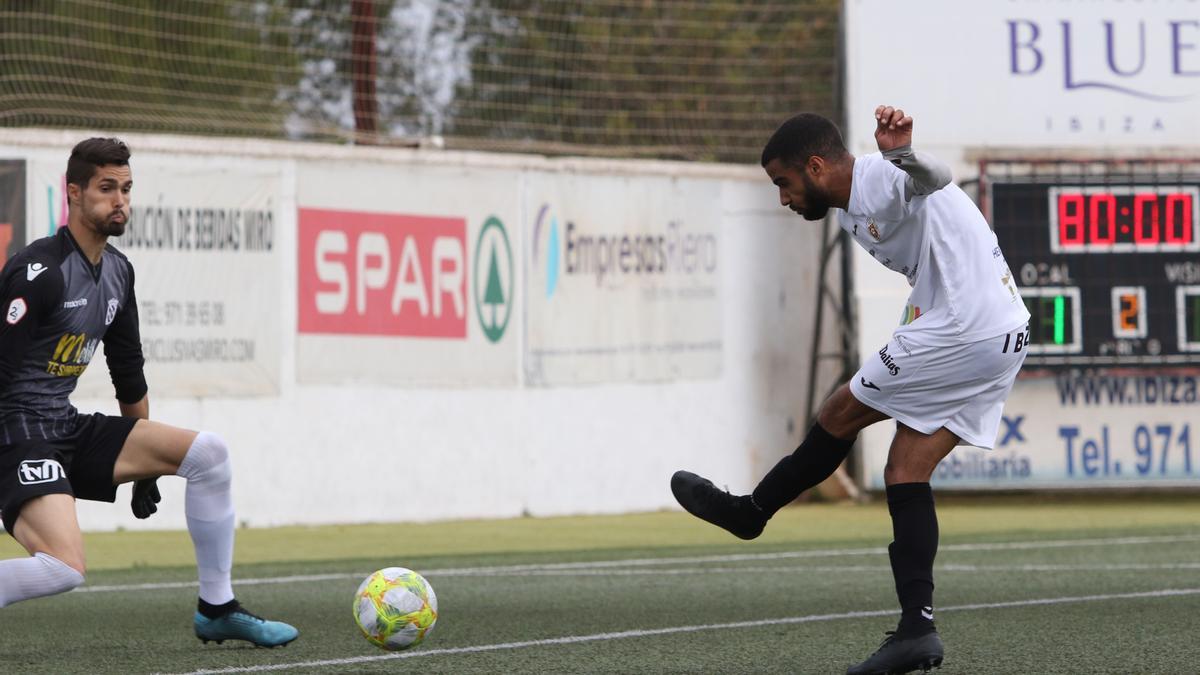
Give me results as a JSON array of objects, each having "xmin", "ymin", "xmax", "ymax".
[
  {"xmin": 0, "ymin": 223, "xmax": 12, "ymax": 259},
  {"xmin": 297, "ymin": 208, "xmax": 468, "ymax": 338}
]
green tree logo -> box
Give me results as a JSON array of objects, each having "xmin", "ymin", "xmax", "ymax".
[{"xmin": 473, "ymin": 216, "xmax": 513, "ymax": 343}]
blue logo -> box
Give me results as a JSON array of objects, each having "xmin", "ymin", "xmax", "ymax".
[
  {"xmin": 1007, "ymin": 18, "xmax": 1200, "ymax": 102},
  {"xmin": 532, "ymin": 204, "xmax": 561, "ymax": 298}
]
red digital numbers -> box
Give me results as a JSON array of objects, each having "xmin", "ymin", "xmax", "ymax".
[
  {"xmin": 1091, "ymin": 193, "xmax": 1117, "ymax": 245},
  {"xmin": 1058, "ymin": 193, "xmax": 1085, "ymax": 247},
  {"xmin": 1052, "ymin": 189, "xmax": 1197, "ymax": 251},
  {"xmin": 1166, "ymin": 192, "xmax": 1194, "ymax": 245}
]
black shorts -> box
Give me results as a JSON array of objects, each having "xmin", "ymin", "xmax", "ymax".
[{"xmin": 0, "ymin": 413, "xmax": 138, "ymax": 534}]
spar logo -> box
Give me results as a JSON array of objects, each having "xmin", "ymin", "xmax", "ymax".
[
  {"xmin": 473, "ymin": 216, "xmax": 512, "ymax": 343},
  {"xmin": 298, "ymin": 208, "xmax": 468, "ymax": 338},
  {"xmin": 298, "ymin": 209, "xmax": 513, "ymax": 342}
]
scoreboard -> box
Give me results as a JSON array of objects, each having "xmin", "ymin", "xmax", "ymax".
[{"xmin": 985, "ymin": 161, "xmax": 1200, "ymax": 370}]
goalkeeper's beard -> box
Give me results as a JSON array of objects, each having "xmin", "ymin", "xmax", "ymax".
[{"xmin": 90, "ymin": 211, "xmax": 127, "ymax": 237}]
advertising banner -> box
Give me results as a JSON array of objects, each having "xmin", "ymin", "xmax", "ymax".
[
  {"xmin": 0, "ymin": 159, "xmax": 24, "ymax": 260},
  {"xmin": 30, "ymin": 157, "xmax": 283, "ymax": 397},
  {"xmin": 845, "ymin": 0, "xmax": 1200, "ymax": 150},
  {"xmin": 295, "ymin": 162, "xmax": 518, "ymax": 386},
  {"xmin": 524, "ymin": 172, "xmax": 722, "ymax": 385},
  {"xmin": 860, "ymin": 374, "xmax": 1200, "ymax": 489}
]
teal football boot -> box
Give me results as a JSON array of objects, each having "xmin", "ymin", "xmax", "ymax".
[{"xmin": 194, "ymin": 603, "xmax": 299, "ymax": 648}]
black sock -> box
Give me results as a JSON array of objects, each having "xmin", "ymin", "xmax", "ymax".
[
  {"xmin": 198, "ymin": 598, "xmax": 240, "ymax": 619},
  {"xmin": 750, "ymin": 423, "xmax": 855, "ymax": 517},
  {"xmin": 886, "ymin": 482, "xmax": 938, "ymax": 636}
]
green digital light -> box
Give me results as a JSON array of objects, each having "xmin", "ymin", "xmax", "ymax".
[
  {"xmin": 1192, "ymin": 295, "xmax": 1200, "ymax": 341},
  {"xmin": 1054, "ymin": 295, "xmax": 1065, "ymax": 345}
]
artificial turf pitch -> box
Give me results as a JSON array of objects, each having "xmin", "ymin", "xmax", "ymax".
[{"xmin": 3, "ymin": 496, "xmax": 1200, "ymax": 674}]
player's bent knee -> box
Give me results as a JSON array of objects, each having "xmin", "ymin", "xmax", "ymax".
[
  {"xmin": 177, "ymin": 431, "xmax": 231, "ymax": 482},
  {"xmin": 883, "ymin": 461, "xmax": 933, "ymax": 485},
  {"xmin": 36, "ymin": 552, "xmax": 86, "ymax": 590}
]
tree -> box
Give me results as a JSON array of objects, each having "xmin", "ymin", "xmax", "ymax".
[
  {"xmin": 454, "ymin": 1, "xmax": 842, "ymax": 163},
  {"xmin": 0, "ymin": 0, "xmax": 296, "ymax": 137}
]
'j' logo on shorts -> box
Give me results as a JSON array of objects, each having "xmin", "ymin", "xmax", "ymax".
[{"xmin": 18, "ymin": 459, "xmax": 65, "ymax": 485}]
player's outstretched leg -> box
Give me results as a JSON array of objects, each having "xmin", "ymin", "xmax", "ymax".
[
  {"xmin": 671, "ymin": 422, "xmax": 854, "ymax": 540},
  {"xmin": 670, "ymin": 470, "xmax": 766, "ymax": 540},
  {"xmin": 177, "ymin": 431, "xmax": 298, "ymax": 648},
  {"xmin": 845, "ymin": 630, "xmax": 944, "ymax": 675}
]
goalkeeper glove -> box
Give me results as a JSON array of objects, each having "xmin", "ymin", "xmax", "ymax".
[{"xmin": 131, "ymin": 478, "xmax": 161, "ymax": 519}]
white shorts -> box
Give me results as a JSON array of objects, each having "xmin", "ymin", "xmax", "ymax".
[{"xmin": 849, "ymin": 325, "xmax": 1028, "ymax": 449}]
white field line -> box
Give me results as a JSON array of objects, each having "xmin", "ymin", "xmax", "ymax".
[
  {"xmin": 162, "ymin": 587, "xmax": 1200, "ymax": 675},
  {"xmin": 75, "ymin": 530, "xmax": 1200, "ymax": 588},
  {"xmin": 76, "ymin": 562, "xmax": 1200, "ymax": 593}
]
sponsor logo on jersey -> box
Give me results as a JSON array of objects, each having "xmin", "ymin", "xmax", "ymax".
[
  {"xmin": 18, "ymin": 459, "xmax": 65, "ymax": 485},
  {"xmin": 63, "ymin": 298, "xmax": 88, "ymax": 309},
  {"xmin": 6, "ymin": 297, "xmax": 26, "ymax": 324},
  {"xmin": 878, "ymin": 344, "xmax": 900, "ymax": 376},
  {"xmin": 26, "ymin": 262, "xmax": 48, "ymax": 281},
  {"xmin": 105, "ymin": 298, "xmax": 119, "ymax": 325},
  {"xmin": 47, "ymin": 331, "xmax": 98, "ymax": 377},
  {"xmin": 899, "ymin": 304, "xmax": 922, "ymax": 326}
]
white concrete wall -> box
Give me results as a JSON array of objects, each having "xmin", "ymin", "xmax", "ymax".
[{"xmin": 0, "ymin": 130, "xmax": 833, "ymax": 530}]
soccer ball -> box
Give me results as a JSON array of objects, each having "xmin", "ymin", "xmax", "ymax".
[{"xmin": 353, "ymin": 567, "xmax": 438, "ymax": 651}]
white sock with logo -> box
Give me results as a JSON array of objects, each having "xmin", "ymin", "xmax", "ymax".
[
  {"xmin": 177, "ymin": 432, "xmax": 236, "ymax": 605},
  {"xmin": 0, "ymin": 552, "xmax": 84, "ymax": 608}
]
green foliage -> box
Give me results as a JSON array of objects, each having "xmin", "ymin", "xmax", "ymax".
[
  {"xmin": 0, "ymin": 1, "xmax": 840, "ymax": 162},
  {"xmin": 0, "ymin": 0, "xmax": 296, "ymax": 136},
  {"xmin": 455, "ymin": 0, "xmax": 842, "ymax": 162}
]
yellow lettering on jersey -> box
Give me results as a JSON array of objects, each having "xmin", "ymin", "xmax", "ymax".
[
  {"xmin": 46, "ymin": 362, "xmax": 88, "ymax": 377},
  {"xmin": 52, "ymin": 332, "xmax": 87, "ymax": 362}
]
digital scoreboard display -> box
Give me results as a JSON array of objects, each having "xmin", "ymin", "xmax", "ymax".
[{"xmin": 987, "ymin": 164, "xmax": 1200, "ymax": 370}]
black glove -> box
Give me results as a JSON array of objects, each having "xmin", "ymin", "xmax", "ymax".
[{"xmin": 131, "ymin": 478, "xmax": 161, "ymax": 519}]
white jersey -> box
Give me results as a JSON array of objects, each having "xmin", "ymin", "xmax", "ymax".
[{"xmin": 838, "ymin": 152, "xmax": 1030, "ymax": 346}]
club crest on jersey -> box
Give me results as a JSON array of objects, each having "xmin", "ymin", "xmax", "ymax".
[
  {"xmin": 105, "ymin": 298, "xmax": 119, "ymax": 325},
  {"xmin": 1000, "ymin": 268, "xmax": 1016, "ymax": 298},
  {"xmin": 868, "ymin": 219, "xmax": 881, "ymax": 241}
]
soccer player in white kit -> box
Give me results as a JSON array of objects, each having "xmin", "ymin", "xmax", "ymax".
[{"xmin": 672, "ymin": 106, "xmax": 1030, "ymax": 674}]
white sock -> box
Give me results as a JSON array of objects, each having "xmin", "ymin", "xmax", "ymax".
[
  {"xmin": 177, "ymin": 431, "xmax": 235, "ymax": 605},
  {"xmin": 0, "ymin": 552, "xmax": 84, "ymax": 608}
]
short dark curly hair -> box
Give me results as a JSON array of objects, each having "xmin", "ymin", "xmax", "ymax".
[
  {"xmin": 761, "ymin": 113, "xmax": 848, "ymax": 168},
  {"xmin": 66, "ymin": 137, "xmax": 131, "ymax": 190}
]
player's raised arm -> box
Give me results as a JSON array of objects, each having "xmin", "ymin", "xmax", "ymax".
[{"xmin": 874, "ymin": 105, "xmax": 952, "ymax": 200}]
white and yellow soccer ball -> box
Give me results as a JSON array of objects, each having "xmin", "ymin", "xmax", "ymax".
[{"xmin": 353, "ymin": 567, "xmax": 438, "ymax": 651}]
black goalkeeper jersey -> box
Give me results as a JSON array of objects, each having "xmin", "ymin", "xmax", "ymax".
[{"xmin": 0, "ymin": 227, "xmax": 147, "ymax": 444}]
